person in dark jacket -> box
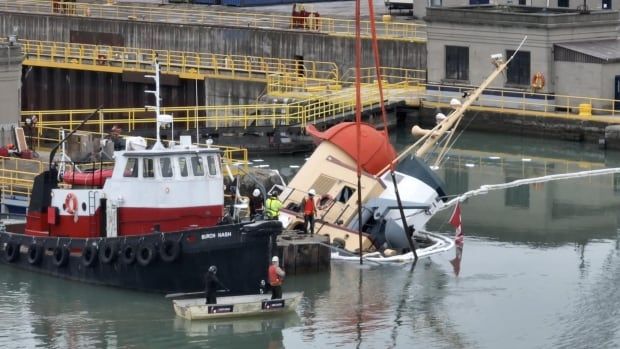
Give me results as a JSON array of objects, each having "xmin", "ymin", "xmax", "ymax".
[{"xmin": 204, "ymin": 265, "xmax": 228, "ymax": 304}]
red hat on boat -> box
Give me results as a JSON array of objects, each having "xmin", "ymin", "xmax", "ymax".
[{"xmin": 306, "ymin": 122, "xmax": 396, "ymax": 175}]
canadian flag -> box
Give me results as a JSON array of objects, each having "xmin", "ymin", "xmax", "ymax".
[{"xmin": 449, "ymin": 203, "xmax": 464, "ymax": 246}]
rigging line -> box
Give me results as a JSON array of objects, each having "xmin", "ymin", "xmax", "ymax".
[
  {"xmin": 355, "ymin": 0, "xmax": 363, "ymax": 265},
  {"xmin": 433, "ymin": 110, "xmax": 481, "ymax": 167},
  {"xmin": 365, "ymin": 0, "xmax": 420, "ymax": 259}
]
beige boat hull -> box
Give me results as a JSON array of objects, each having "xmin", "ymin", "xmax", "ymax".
[{"xmin": 173, "ymin": 292, "xmax": 303, "ymax": 320}]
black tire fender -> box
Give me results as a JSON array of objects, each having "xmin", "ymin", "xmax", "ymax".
[
  {"xmin": 27, "ymin": 243, "xmax": 43, "ymax": 265},
  {"xmin": 52, "ymin": 246, "xmax": 70, "ymax": 267},
  {"xmin": 159, "ymin": 239, "xmax": 180, "ymax": 263},
  {"xmin": 98, "ymin": 241, "xmax": 118, "ymax": 264},
  {"xmin": 81, "ymin": 244, "xmax": 98, "ymax": 267},
  {"xmin": 137, "ymin": 242, "xmax": 156, "ymax": 267},
  {"xmin": 5, "ymin": 241, "xmax": 20, "ymax": 263},
  {"xmin": 121, "ymin": 243, "xmax": 137, "ymax": 265}
]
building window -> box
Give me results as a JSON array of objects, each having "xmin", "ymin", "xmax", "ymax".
[
  {"xmin": 505, "ymin": 177, "xmax": 530, "ymax": 208},
  {"xmin": 558, "ymin": 0, "xmax": 568, "ymax": 7},
  {"xmin": 603, "ymin": 0, "xmax": 611, "ymax": 9},
  {"xmin": 445, "ymin": 46, "xmax": 469, "ymax": 81},
  {"xmin": 469, "ymin": 0, "xmax": 489, "ymax": 4},
  {"xmin": 519, "ymin": 0, "xmax": 526, "ymax": 4},
  {"xmin": 506, "ymin": 50, "xmax": 531, "ymax": 86}
]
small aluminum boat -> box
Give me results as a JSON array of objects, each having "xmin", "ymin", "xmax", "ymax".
[{"xmin": 173, "ymin": 292, "xmax": 303, "ymax": 320}]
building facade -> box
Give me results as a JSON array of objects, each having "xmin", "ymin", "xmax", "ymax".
[{"xmin": 425, "ymin": 6, "xmax": 620, "ymax": 109}]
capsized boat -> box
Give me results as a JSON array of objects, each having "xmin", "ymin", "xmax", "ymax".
[
  {"xmin": 0, "ymin": 61, "xmax": 282, "ymax": 294},
  {"xmin": 276, "ymin": 45, "xmax": 525, "ymax": 262},
  {"xmin": 173, "ymin": 292, "xmax": 303, "ymax": 320}
]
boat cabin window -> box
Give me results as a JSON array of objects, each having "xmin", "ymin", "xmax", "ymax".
[
  {"xmin": 191, "ymin": 156, "xmax": 205, "ymax": 176},
  {"xmin": 336, "ymin": 186, "xmax": 355, "ymax": 204},
  {"xmin": 143, "ymin": 158, "xmax": 155, "ymax": 178},
  {"xmin": 207, "ymin": 155, "xmax": 218, "ymax": 176},
  {"xmin": 159, "ymin": 157, "xmax": 173, "ymax": 178},
  {"xmin": 178, "ymin": 157, "xmax": 189, "ymax": 177},
  {"xmin": 124, "ymin": 158, "xmax": 139, "ymax": 178}
]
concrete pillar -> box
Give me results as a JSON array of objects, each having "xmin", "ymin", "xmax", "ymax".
[{"xmin": 0, "ymin": 41, "xmax": 23, "ymax": 144}]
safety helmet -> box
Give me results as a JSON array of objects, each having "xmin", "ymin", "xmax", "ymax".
[
  {"xmin": 272, "ymin": 256, "xmax": 279, "ymax": 263},
  {"xmin": 308, "ymin": 189, "xmax": 316, "ymax": 196},
  {"xmin": 208, "ymin": 265, "xmax": 217, "ymax": 274},
  {"xmin": 252, "ymin": 189, "xmax": 261, "ymax": 197}
]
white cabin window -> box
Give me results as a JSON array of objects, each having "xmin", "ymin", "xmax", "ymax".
[
  {"xmin": 143, "ymin": 158, "xmax": 155, "ymax": 178},
  {"xmin": 124, "ymin": 158, "xmax": 138, "ymax": 178},
  {"xmin": 178, "ymin": 157, "xmax": 189, "ymax": 177},
  {"xmin": 159, "ymin": 157, "xmax": 173, "ymax": 178},
  {"xmin": 207, "ymin": 155, "xmax": 218, "ymax": 176},
  {"xmin": 191, "ymin": 156, "xmax": 205, "ymax": 176}
]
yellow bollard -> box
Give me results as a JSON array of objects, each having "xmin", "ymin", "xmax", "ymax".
[{"xmin": 578, "ymin": 103, "xmax": 592, "ymax": 117}]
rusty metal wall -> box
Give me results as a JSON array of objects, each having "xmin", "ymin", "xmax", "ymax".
[{"xmin": 21, "ymin": 66, "xmax": 203, "ymax": 111}]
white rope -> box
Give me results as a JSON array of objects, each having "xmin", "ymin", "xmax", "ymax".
[{"xmin": 440, "ymin": 167, "xmax": 620, "ymax": 211}]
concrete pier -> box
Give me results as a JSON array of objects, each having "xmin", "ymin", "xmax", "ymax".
[
  {"xmin": 0, "ymin": 40, "xmax": 23, "ymax": 145},
  {"xmin": 276, "ymin": 231, "xmax": 330, "ymax": 275}
]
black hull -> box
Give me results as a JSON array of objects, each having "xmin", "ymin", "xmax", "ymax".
[{"xmin": 0, "ymin": 221, "xmax": 281, "ymax": 295}]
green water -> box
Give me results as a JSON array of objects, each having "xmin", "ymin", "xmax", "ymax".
[{"xmin": 3, "ymin": 129, "xmax": 620, "ymax": 348}]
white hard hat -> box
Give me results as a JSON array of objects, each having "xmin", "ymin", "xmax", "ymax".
[
  {"xmin": 308, "ymin": 189, "xmax": 316, "ymax": 196},
  {"xmin": 252, "ymin": 189, "xmax": 261, "ymax": 197},
  {"xmin": 272, "ymin": 256, "xmax": 279, "ymax": 263}
]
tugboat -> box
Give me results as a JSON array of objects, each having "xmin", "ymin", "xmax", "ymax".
[{"xmin": 0, "ymin": 62, "xmax": 282, "ymax": 294}]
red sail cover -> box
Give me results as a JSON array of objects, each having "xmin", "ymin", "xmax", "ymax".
[{"xmin": 306, "ymin": 122, "xmax": 396, "ymax": 175}]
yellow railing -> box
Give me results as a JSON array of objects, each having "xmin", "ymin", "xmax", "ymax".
[
  {"xmin": 22, "ymin": 81, "xmax": 386, "ymax": 133},
  {"xmin": 422, "ymin": 83, "xmax": 620, "ymax": 120},
  {"xmin": 342, "ymin": 67, "xmax": 426, "ymax": 86},
  {"xmin": 0, "ymin": 157, "xmax": 44, "ymax": 199},
  {"xmin": 30, "ymin": 126, "xmax": 249, "ymax": 170},
  {"xmin": 0, "ymin": 0, "xmax": 426, "ymax": 42},
  {"xmin": 6, "ymin": 38, "xmax": 339, "ymax": 82}
]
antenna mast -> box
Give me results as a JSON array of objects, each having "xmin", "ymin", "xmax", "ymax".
[{"xmin": 145, "ymin": 59, "xmax": 173, "ymax": 149}]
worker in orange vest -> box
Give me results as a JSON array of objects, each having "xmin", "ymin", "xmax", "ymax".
[
  {"xmin": 300, "ymin": 189, "xmax": 317, "ymax": 235},
  {"xmin": 268, "ymin": 256, "xmax": 286, "ymax": 299}
]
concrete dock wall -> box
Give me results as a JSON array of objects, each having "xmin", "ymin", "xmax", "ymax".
[
  {"xmin": 0, "ymin": 12, "xmax": 427, "ymax": 77},
  {"xmin": 0, "ymin": 43, "xmax": 23, "ymax": 132}
]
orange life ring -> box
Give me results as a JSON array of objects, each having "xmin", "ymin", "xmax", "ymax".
[
  {"xmin": 317, "ymin": 194, "xmax": 334, "ymax": 210},
  {"xmin": 65, "ymin": 193, "xmax": 78, "ymax": 214},
  {"xmin": 531, "ymin": 72, "xmax": 545, "ymax": 89}
]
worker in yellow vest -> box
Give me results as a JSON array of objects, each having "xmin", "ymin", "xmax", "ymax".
[{"xmin": 265, "ymin": 190, "xmax": 283, "ymax": 220}]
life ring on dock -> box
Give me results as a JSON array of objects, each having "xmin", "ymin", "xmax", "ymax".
[
  {"xmin": 121, "ymin": 243, "xmax": 137, "ymax": 265},
  {"xmin": 136, "ymin": 242, "xmax": 156, "ymax": 267},
  {"xmin": 317, "ymin": 194, "xmax": 334, "ymax": 210},
  {"xmin": 5, "ymin": 241, "xmax": 20, "ymax": 262},
  {"xmin": 64, "ymin": 193, "xmax": 78, "ymax": 215},
  {"xmin": 98, "ymin": 241, "xmax": 118, "ymax": 264},
  {"xmin": 27, "ymin": 243, "xmax": 43, "ymax": 265},
  {"xmin": 531, "ymin": 72, "xmax": 545, "ymax": 89},
  {"xmin": 81, "ymin": 244, "xmax": 98, "ymax": 267},
  {"xmin": 159, "ymin": 239, "xmax": 181, "ymax": 263},
  {"xmin": 52, "ymin": 246, "xmax": 70, "ymax": 267}
]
